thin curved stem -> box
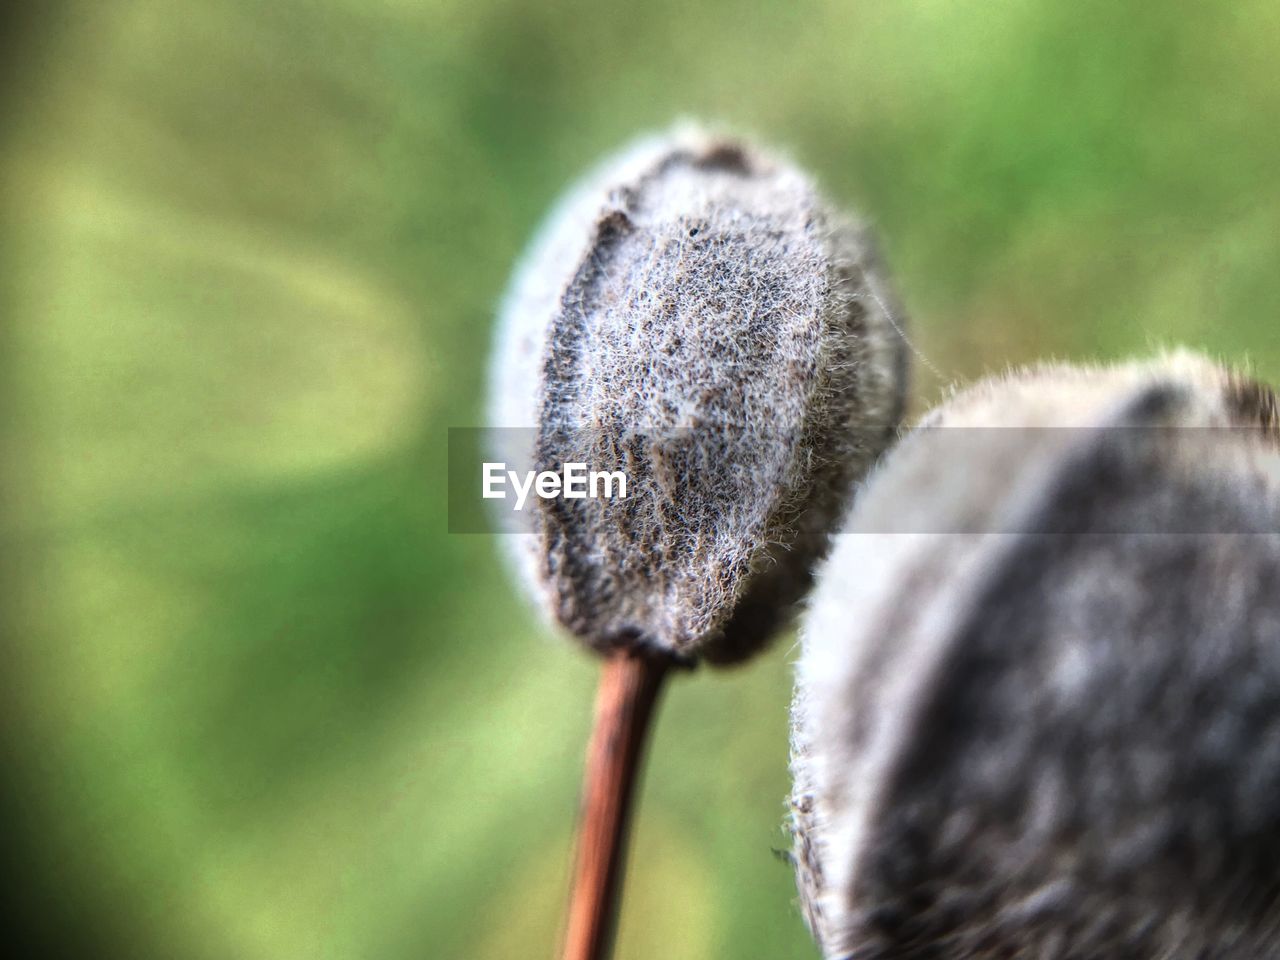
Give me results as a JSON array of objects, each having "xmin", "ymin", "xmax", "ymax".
[{"xmin": 561, "ymin": 649, "xmax": 669, "ymax": 960}]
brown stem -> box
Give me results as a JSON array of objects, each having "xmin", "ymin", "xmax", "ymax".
[{"xmin": 561, "ymin": 648, "xmax": 669, "ymax": 960}]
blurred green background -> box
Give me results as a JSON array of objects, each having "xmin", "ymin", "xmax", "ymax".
[{"xmin": 3, "ymin": 1, "xmax": 1280, "ymax": 957}]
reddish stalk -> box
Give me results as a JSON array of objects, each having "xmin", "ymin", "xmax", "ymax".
[{"xmin": 561, "ymin": 648, "xmax": 670, "ymax": 960}]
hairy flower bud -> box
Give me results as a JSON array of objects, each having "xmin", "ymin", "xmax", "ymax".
[
  {"xmin": 490, "ymin": 124, "xmax": 909, "ymax": 664},
  {"xmin": 790, "ymin": 352, "xmax": 1280, "ymax": 958}
]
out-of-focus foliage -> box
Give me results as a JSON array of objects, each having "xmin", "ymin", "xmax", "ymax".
[{"xmin": 3, "ymin": 1, "xmax": 1279, "ymax": 957}]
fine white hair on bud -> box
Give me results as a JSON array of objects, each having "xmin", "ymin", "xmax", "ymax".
[
  {"xmin": 790, "ymin": 352, "xmax": 1280, "ymax": 958},
  {"xmin": 489, "ymin": 123, "xmax": 910, "ymax": 664}
]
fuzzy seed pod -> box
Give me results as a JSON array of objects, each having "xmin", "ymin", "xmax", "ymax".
[
  {"xmin": 790, "ymin": 352, "xmax": 1280, "ymax": 958},
  {"xmin": 490, "ymin": 124, "xmax": 908, "ymax": 664}
]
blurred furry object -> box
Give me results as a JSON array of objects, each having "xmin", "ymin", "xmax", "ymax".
[{"xmin": 791, "ymin": 353, "xmax": 1280, "ymax": 958}]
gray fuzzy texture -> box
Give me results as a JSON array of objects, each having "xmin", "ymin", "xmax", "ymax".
[
  {"xmin": 490, "ymin": 124, "xmax": 908, "ymax": 663},
  {"xmin": 790, "ymin": 353, "xmax": 1280, "ymax": 958}
]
